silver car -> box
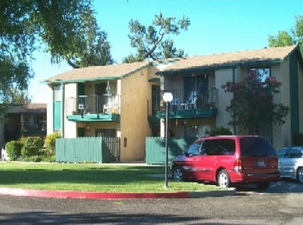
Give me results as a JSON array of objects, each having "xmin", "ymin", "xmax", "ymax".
[{"xmin": 277, "ymin": 147, "xmax": 303, "ymax": 183}]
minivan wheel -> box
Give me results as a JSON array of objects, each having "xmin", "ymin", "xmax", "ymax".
[
  {"xmin": 172, "ymin": 166, "xmax": 183, "ymax": 181},
  {"xmin": 217, "ymin": 169, "xmax": 230, "ymax": 188},
  {"xmin": 297, "ymin": 167, "xmax": 303, "ymax": 184},
  {"xmin": 256, "ymin": 182, "xmax": 270, "ymax": 190}
]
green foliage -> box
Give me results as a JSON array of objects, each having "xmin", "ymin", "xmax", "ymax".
[
  {"xmin": 123, "ymin": 12, "xmax": 190, "ymax": 62},
  {"xmin": 1, "ymin": 0, "xmax": 113, "ymax": 111},
  {"xmin": 21, "ymin": 136, "xmax": 43, "ymax": 158},
  {"xmin": 32, "ymin": 0, "xmax": 114, "ymax": 68},
  {"xmin": 222, "ymin": 73, "xmax": 289, "ymax": 135},
  {"xmin": 209, "ymin": 127, "xmax": 233, "ymax": 136},
  {"xmin": 44, "ymin": 132, "xmax": 61, "ymax": 156},
  {"xmin": 268, "ymin": 15, "xmax": 303, "ymax": 55},
  {"xmin": 5, "ymin": 140, "xmax": 23, "ymax": 161}
]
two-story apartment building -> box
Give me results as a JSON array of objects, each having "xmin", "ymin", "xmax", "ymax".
[
  {"xmin": 44, "ymin": 61, "xmax": 174, "ymax": 162},
  {"xmin": 45, "ymin": 45, "xmax": 303, "ymax": 162},
  {"xmin": 156, "ymin": 45, "xmax": 303, "ymax": 150}
]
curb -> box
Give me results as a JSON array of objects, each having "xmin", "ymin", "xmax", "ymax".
[{"xmin": 0, "ymin": 187, "xmax": 236, "ymax": 199}]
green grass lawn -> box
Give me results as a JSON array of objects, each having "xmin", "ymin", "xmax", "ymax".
[{"xmin": 0, "ymin": 162, "xmax": 222, "ymax": 193}]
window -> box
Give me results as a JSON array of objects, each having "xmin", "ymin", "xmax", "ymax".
[
  {"xmin": 248, "ymin": 68, "xmax": 270, "ymax": 82},
  {"xmin": 240, "ymin": 137, "xmax": 276, "ymax": 156},
  {"xmin": 202, "ymin": 139, "xmax": 235, "ymax": 155},
  {"xmin": 186, "ymin": 141, "xmax": 202, "ymax": 156},
  {"xmin": 53, "ymin": 85, "xmax": 61, "ymax": 101}
]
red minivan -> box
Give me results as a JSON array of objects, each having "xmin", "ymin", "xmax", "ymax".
[{"xmin": 171, "ymin": 135, "xmax": 280, "ymax": 190}]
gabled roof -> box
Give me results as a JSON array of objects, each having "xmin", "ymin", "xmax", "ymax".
[
  {"xmin": 44, "ymin": 61, "xmax": 152, "ymax": 84},
  {"xmin": 156, "ymin": 45, "xmax": 302, "ymax": 75}
]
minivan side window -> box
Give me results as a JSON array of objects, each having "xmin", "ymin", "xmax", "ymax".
[
  {"xmin": 202, "ymin": 139, "xmax": 235, "ymax": 156},
  {"xmin": 187, "ymin": 141, "xmax": 203, "ymax": 156}
]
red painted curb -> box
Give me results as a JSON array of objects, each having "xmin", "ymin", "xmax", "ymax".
[{"xmin": 0, "ymin": 188, "xmax": 189, "ymax": 199}]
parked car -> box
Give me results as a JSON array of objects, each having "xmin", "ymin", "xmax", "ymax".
[
  {"xmin": 277, "ymin": 146, "xmax": 303, "ymax": 184},
  {"xmin": 171, "ymin": 135, "xmax": 280, "ymax": 190},
  {"xmin": 1, "ymin": 144, "xmax": 9, "ymax": 161}
]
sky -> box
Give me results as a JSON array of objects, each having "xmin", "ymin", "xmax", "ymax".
[{"xmin": 30, "ymin": 0, "xmax": 303, "ymax": 103}]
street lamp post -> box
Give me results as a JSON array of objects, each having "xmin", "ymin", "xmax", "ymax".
[{"xmin": 163, "ymin": 92, "xmax": 173, "ymax": 188}]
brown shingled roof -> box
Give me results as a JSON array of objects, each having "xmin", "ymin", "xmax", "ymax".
[
  {"xmin": 44, "ymin": 61, "xmax": 151, "ymax": 83},
  {"xmin": 157, "ymin": 45, "xmax": 299, "ymax": 74}
]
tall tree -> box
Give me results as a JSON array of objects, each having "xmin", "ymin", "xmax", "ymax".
[
  {"xmin": 123, "ymin": 12, "xmax": 190, "ymax": 63},
  {"xmin": 0, "ymin": 0, "xmax": 114, "ymax": 113},
  {"xmin": 268, "ymin": 15, "xmax": 303, "ymax": 54},
  {"xmin": 32, "ymin": 0, "xmax": 114, "ymax": 68},
  {"xmin": 221, "ymin": 72, "xmax": 289, "ymax": 135}
]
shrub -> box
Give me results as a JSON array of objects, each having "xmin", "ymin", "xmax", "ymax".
[
  {"xmin": 209, "ymin": 127, "xmax": 233, "ymax": 136},
  {"xmin": 21, "ymin": 136, "xmax": 43, "ymax": 158},
  {"xmin": 5, "ymin": 140, "xmax": 23, "ymax": 161},
  {"xmin": 44, "ymin": 132, "xmax": 61, "ymax": 156}
]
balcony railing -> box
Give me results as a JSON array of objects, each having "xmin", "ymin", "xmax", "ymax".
[
  {"xmin": 66, "ymin": 94, "xmax": 121, "ymax": 116},
  {"xmin": 163, "ymin": 87, "xmax": 218, "ymax": 111}
]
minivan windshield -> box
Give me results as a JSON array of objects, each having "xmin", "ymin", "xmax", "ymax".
[{"xmin": 240, "ymin": 137, "xmax": 276, "ymax": 156}]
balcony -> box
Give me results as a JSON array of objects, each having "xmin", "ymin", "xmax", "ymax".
[
  {"xmin": 66, "ymin": 94, "xmax": 121, "ymax": 122},
  {"xmin": 154, "ymin": 87, "xmax": 218, "ymax": 119}
]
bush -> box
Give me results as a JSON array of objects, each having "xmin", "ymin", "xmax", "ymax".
[
  {"xmin": 209, "ymin": 127, "xmax": 233, "ymax": 136},
  {"xmin": 21, "ymin": 136, "xmax": 43, "ymax": 158},
  {"xmin": 5, "ymin": 140, "xmax": 23, "ymax": 161},
  {"xmin": 44, "ymin": 132, "xmax": 61, "ymax": 156}
]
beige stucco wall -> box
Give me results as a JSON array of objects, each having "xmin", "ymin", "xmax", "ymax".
[
  {"xmin": 215, "ymin": 68, "xmax": 234, "ymax": 132},
  {"xmin": 120, "ymin": 67, "xmax": 153, "ymax": 162},
  {"xmin": 271, "ymin": 61, "xmax": 290, "ymax": 149},
  {"xmin": 64, "ymin": 83, "xmax": 77, "ymax": 138}
]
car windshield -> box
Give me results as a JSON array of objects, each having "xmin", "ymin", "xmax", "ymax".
[{"xmin": 240, "ymin": 137, "xmax": 276, "ymax": 156}]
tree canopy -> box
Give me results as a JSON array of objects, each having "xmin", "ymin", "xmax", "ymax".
[
  {"xmin": 268, "ymin": 15, "xmax": 303, "ymax": 54},
  {"xmin": 0, "ymin": 0, "xmax": 114, "ymax": 107},
  {"xmin": 221, "ymin": 72, "xmax": 289, "ymax": 135},
  {"xmin": 123, "ymin": 12, "xmax": 190, "ymax": 63}
]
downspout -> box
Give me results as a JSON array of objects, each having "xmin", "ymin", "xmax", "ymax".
[{"xmin": 232, "ymin": 68, "xmax": 236, "ymax": 135}]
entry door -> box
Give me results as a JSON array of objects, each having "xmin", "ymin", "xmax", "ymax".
[
  {"xmin": 95, "ymin": 83, "xmax": 107, "ymax": 113},
  {"xmin": 77, "ymin": 128, "xmax": 85, "ymax": 137}
]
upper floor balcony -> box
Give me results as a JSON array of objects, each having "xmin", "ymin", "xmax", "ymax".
[
  {"xmin": 155, "ymin": 87, "xmax": 218, "ymax": 119},
  {"xmin": 65, "ymin": 94, "xmax": 121, "ymax": 122}
]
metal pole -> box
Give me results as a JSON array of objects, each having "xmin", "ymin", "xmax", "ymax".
[{"xmin": 164, "ymin": 101, "xmax": 169, "ymax": 188}]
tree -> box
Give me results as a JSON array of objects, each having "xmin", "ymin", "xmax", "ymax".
[
  {"xmin": 32, "ymin": 1, "xmax": 114, "ymax": 68},
  {"xmin": 123, "ymin": 12, "xmax": 190, "ymax": 63},
  {"xmin": 221, "ymin": 73, "xmax": 289, "ymax": 135},
  {"xmin": 268, "ymin": 15, "xmax": 303, "ymax": 54},
  {"xmin": 0, "ymin": 0, "xmax": 113, "ymax": 114},
  {"xmin": 4, "ymin": 87, "xmax": 31, "ymax": 104}
]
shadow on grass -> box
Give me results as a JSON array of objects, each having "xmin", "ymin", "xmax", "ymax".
[{"xmin": 0, "ymin": 164, "xmax": 166, "ymax": 186}]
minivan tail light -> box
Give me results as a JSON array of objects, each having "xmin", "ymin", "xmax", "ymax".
[{"xmin": 234, "ymin": 159, "xmax": 242, "ymax": 172}]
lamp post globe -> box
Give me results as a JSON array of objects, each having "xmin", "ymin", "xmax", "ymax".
[{"xmin": 163, "ymin": 92, "xmax": 173, "ymax": 103}]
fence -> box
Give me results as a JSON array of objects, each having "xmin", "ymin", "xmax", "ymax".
[
  {"xmin": 145, "ymin": 137, "xmax": 196, "ymax": 165},
  {"xmin": 56, "ymin": 137, "xmax": 120, "ymax": 163}
]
